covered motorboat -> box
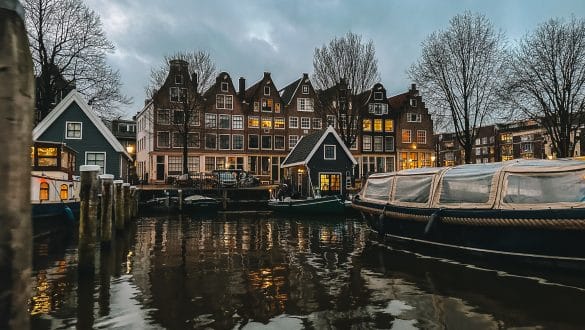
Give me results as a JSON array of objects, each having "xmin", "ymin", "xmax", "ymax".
[{"xmin": 352, "ymin": 159, "xmax": 585, "ymax": 269}]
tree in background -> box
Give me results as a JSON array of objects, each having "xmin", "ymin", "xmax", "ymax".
[
  {"xmin": 313, "ymin": 32, "xmax": 380, "ymax": 147},
  {"xmin": 23, "ymin": 0, "xmax": 130, "ymax": 121},
  {"xmin": 504, "ymin": 17, "xmax": 585, "ymax": 158},
  {"xmin": 409, "ymin": 12, "xmax": 506, "ymax": 164},
  {"xmin": 147, "ymin": 51, "xmax": 217, "ymax": 177}
]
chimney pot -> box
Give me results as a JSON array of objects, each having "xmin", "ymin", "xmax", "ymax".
[{"xmin": 239, "ymin": 77, "xmax": 246, "ymax": 98}]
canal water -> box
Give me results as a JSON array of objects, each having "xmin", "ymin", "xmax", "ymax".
[{"xmin": 30, "ymin": 213, "xmax": 585, "ymax": 329}]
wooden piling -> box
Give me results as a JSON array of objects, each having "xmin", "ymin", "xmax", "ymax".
[
  {"xmin": 178, "ymin": 189, "xmax": 183, "ymax": 212},
  {"xmin": 113, "ymin": 180, "xmax": 124, "ymax": 231},
  {"xmin": 0, "ymin": 2, "xmax": 34, "ymax": 328},
  {"xmin": 78, "ymin": 165, "xmax": 100, "ymax": 273},
  {"xmin": 130, "ymin": 186, "xmax": 137, "ymax": 218},
  {"xmin": 99, "ymin": 174, "xmax": 114, "ymax": 245},
  {"xmin": 122, "ymin": 183, "xmax": 131, "ymax": 224}
]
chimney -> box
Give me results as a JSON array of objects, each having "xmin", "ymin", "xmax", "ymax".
[
  {"xmin": 302, "ymin": 72, "xmax": 309, "ymax": 79},
  {"xmin": 192, "ymin": 73, "xmax": 198, "ymax": 91},
  {"xmin": 411, "ymin": 83, "xmax": 416, "ymax": 91},
  {"xmin": 264, "ymin": 72, "xmax": 271, "ymax": 79},
  {"xmin": 239, "ymin": 77, "xmax": 246, "ymax": 98}
]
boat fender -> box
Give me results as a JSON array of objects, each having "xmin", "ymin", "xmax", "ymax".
[
  {"xmin": 63, "ymin": 205, "xmax": 75, "ymax": 223},
  {"xmin": 377, "ymin": 206, "xmax": 387, "ymax": 237},
  {"xmin": 424, "ymin": 210, "xmax": 442, "ymax": 236}
]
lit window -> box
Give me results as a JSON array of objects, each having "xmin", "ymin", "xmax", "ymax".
[
  {"xmin": 402, "ymin": 129, "xmax": 412, "ymax": 143},
  {"xmin": 274, "ymin": 118, "xmax": 285, "ymax": 129},
  {"xmin": 374, "ymin": 119, "xmax": 382, "ymax": 132},
  {"xmin": 324, "ymin": 145, "xmax": 336, "ymax": 160},
  {"xmin": 261, "ymin": 117, "xmax": 272, "ymax": 129},
  {"xmin": 261, "ymin": 98, "xmax": 273, "ymax": 112},
  {"xmin": 66, "ymin": 122, "xmax": 82, "ymax": 139},
  {"xmin": 254, "ymin": 102, "xmax": 260, "ymax": 112},
  {"xmin": 275, "ymin": 103, "xmax": 281, "ymax": 113},
  {"xmin": 248, "ymin": 116, "xmax": 259, "ymax": 128},
  {"xmin": 363, "ymin": 119, "xmax": 372, "ymax": 131},
  {"xmin": 60, "ymin": 184, "xmax": 68, "ymax": 200},
  {"xmin": 39, "ymin": 182, "xmax": 49, "ymax": 201},
  {"xmin": 384, "ymin": 119, "xmax": 394, "ymax": 132}
]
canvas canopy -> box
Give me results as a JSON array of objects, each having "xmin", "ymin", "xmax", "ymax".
[
  {"xmin": 436, "ymin": 163, "xmax": 504, "ymax": 207},
  {"xmin": 363, "ymin": 175, "xmax": 393, "ymax": 202}
]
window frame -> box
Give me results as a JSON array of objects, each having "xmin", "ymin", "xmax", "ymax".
[
  {"xmin": 85, "ymin": 151, "xmax": 106, "ymax": 175},
  {"xmin": 232, "ymin": 134, "xmax": 244, "ymax": 150},
  {"xmin": 324, "ymin": 144, "xmax": 336, "ymax": 160},
  {"xmin": 289, "ymin": 116, "xmax": 299, "ymax": 129},
  {"xmin": 402, "ymin": 129, "xmax": 412, "ymax": 143},
  {"xmin": 232, "ymin": 115, "xmax": 244, "ymax": 130},
  {"xmin": 157, "ymin": 131, "xmax": 170, "ymax": 148},
  {"xmin": 65, "ymin": 121, "xmax": 83, "ymax": 140}
]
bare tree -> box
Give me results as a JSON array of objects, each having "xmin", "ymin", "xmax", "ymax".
[
  {"xmin": 409, "ymin": 12, "xmax": 506, "ymax": 163},
  {"xmin": 313, "ymin": 32, "xmax": 380, "ymax": 146},
  {"xmin": 504, "ymin": 17, "xmax": 585, "ymax": 158},
  {"xmin": 23, "ymin": 0, "xmax": 130, "ymax": 120},
  {"xmin": 147, "ymin": 51, "xmax": 217, "ymax": 177}
]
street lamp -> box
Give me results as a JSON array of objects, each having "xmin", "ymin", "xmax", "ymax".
[{"xmin": 430, "ymin": 155, "xmax": 436, "ymax": 167}]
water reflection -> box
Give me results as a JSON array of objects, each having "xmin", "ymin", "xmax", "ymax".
[{"xmin": 30, "ymin": 213, "xmax": 585, "ymax": 329}]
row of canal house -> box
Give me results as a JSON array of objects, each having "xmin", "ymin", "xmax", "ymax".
[{"xmin": 135, "ymin": 59, "xmax": 434, "ymax": 186}]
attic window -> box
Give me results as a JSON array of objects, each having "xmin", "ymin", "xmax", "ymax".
[
  {"xmin": 302, "ymin": 85, "xmax": 309, "ymax": 94},
  {"xmin": 221, "ymin": 82, "xmax": 229, "ymax": 92},
  {"xmin": 324, "ymin": 145, "xmax": 336, "ymax": 160},
  {"xmin": 175, "ymin": 75, "xmax": 183, "ymax": 84},
  {"xmin": 374, "ymin": 92, "xmax": 383, "ymax": 100},
  {"xmin": 264, "ymin": 86, "xmax": 270, "ymax": 95},
  {"xmin": 410, "ymin": 99, "xmax": 417, "ymax": 107}
]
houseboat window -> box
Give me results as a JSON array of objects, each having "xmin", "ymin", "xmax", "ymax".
[
  {"xmin": 503, "ymin": 171, "xmax": 585, "ymax": 204},
  {"xmin": 393, "ymin": 175, "xmax": 432, "ymax": 203},
  {"xmin": 37, "ymin": 147, "xmax": 58, "ymax": 167},
  {"xmin": 60, "ymin": 184, "xmax": 68, "ymax": 200},
  {"xmin": 364, "ymin": 176, "xmax": 393, "ymax": 201},
  {"xmin": 439, "ymin": 167, "xmax": 496, "ymax": 204},
  {"xmin": 39, "ymin": 182, "xmax": 49, "ymax": 201}
]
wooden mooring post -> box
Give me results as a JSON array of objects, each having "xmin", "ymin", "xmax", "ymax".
[
  {"xmin": 114, "ymin": 180, "xmax": 124, "ymax": 231},
  {"xmin": 0, "ymin": 2, "xmax": 34, "ymax": 328},
  {"xmin": 99, "ymin": 174, "xmax": 114, "ymax": 245},
  {"xmin": 178, "ymin": 189, "xmax": 183, "ymax": 212},
  {"xmin": 130, "ymin": 186, "xmax": 137, "ymax": 218},
  {"xmin": 122, "ymin": 183, "xmax": 131, "ymax": 224},
  {"xmin": 78, "ymin": 165, "xmax": 100, "ymax": 272}
]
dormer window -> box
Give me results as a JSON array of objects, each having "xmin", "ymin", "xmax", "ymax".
[
  {"xmin": 410, "ymin": 99, "xmax": 417, "ymax": 107},
  {"xmin": 374, "ymin": 92, "xmax": 383, "ymax": 100},
  {"xmin": 221, "ymin": 82, "xmax": 229, "ymax": 92},
  {"xmin": 175, "ymin": 75, "xmax": 183, "ymax": 84},
  {"xmin": 264, "ymin": 86, "xmax": 270, "ymax": 95},
  {"xmin": 302, "ymin": 85, "xmax": 309, "ymax": 94}
]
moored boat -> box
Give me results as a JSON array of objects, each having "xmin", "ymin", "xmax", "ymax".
[
  {"xmin": 31, "ymin": 141, "xmax": 80, "ymax": 221},
  {"xmin": 268, "ymin": 195, "xmax": 346, "ymax": 215},
  {"xmin": 352, "ymin": 159, "xmax": 585, "ymax": 270},
  {"xmin": 183, "ymin": 194, "xmax": 219, "ymax": 212}
]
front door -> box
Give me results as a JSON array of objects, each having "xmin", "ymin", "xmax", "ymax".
[
  {"xmin": 319, "ymin": 173, "xmax": 341, "ymax": 196},
  {"xmin": 156, "ymin": 156, "xmax": 165, "ymax": 181}
]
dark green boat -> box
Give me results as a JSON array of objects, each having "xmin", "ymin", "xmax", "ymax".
[{"xmin": 268, "ymin": 195, "xmax": 346, "ymax": 215}]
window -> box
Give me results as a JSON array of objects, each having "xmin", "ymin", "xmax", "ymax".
[
  {"xmin": 175, "ymin": 75, "xmax": 183, "ymax": 84},
  {"xmin": 86, "ymin": 152, "xmax": 105, "ymax": 174},
  {"xmin": 274, "ymin": 136, "xmax": 285, "ymax": 150},
  {"xmin": 298, "ymin": 98, "xmax": 314, "ymax": 111},
  {"xmin": 275, "ymin": 103, "xmax": 281, "ymax": 113},
  {"xmin": 476, "ymin": 147, "xmax": 482, "ymax": 156},
  {"xmin": 39, "ymin": 182, "xmax": 49, "ymax": 201},
  {"xmin": 261, "ymin": 98, "xmax": 273, "ymax": 112},
  {"xmin": 274, "ymin": 117, "xmax": 285, "ymax": 129},
  {"xmin": 168, "ymin": 156, "xmax": 182, "ymax": 175},
  {"xmin": 216, "ymin": 95, "xmax": 233, "ymax": 110},
  {"xmin": 368, "ymin": 103, "xmax": 388, "ymax": 115},
  {"xmin": 482, "ymin": 137, "xmax": 488, "ymax": 145},
  {"xmin": 402, "ymin": 129, "xmax": 412, "ymax": 143},
  {"xmin": 289, "ymin": 135, "xmax": 299, "ymax": 149},
  {"xmin": 254, "ymin": 102, "xmax": 260, "ymax": 112},
  {"xmin": 261, "ymin": 117, "xmax": 272, "ymax": 129},
  {"xmin": 374, "ymin": 136, "xmax": 383, "ymax": 152},
  {"xmin": 384, "ymin": 119, "xmax": 394, "ymax": 132},
  {"xmin": 205, "ymin": 157, "xmax": 216, "ymax": 172},
  {"xmin": 501, "ymin": 133, "xmax": 513, "ymax": 143},
  {"xmin": 170, "ymin": 87, "xmax": 186, "ymax": 102},
  {"xmin": 312, "ymin": 118, "xmax": 322, "ymax": 129},
  {"xmin": 188, "ymin": 156, "xmax": 200, "ymax": 173},
  {"xmin": 248, "ymin": 134, "xmax": 259, "ymax": 149},
  {"xmin": 205, "ymin": 114, "xmax": 217, "ymax": 128},
  {"xmin": 248, "ymin": 116, "xmax": 259, "ymax": 128},
  {"xmin": 302, "ymin": 85, "xmax": 309, "ymax": 94},
  {"xmin": 490, "ymin": 136, "xmax": 495, "ymax": 144},
  {"xmin": 327, "ymin": 115, "xmax": 336, "ymax": 128},
  {"xmin": 219, "ymin": 134, "xmax": 230, "ymax": 150},
  {"xmin": 173, "ymin": 110, "xmax": 184, "ymax": 124},
  {"xmin": 60, "ymin": 184, "xmax": 68, "ymax": 200},
  {"xmin": 289, "ymin": 117, "xmax": 298, "ymax": 129},
  {"xmin": 232, "ymin": 115, "xmax": 244, "ymax": 129},
  {"xmin": 407, "ymin": 113, "xmax": 421, "ymax": 122},
  {"xmin": 232, "ymin": 134, "xmax": 244, "ymax": 150},
  {"xmin": 219, "ymin": 114, "xmax": 230, "ymax": 129},
  {"xmin": 362, "ymin": 119, "xmax": 372, "ymax": 131},
  {"xmin": 66, "ymin": 122, "xmax": 82, "ymax": 139},
  {"xmin": 340, "ymin": 114, "xmax": 347, "ymax": 129},
  {"xmin": 384, "ymin": 136, "xmax": 395, "ymax": 152},
  {"xmin": 221, "ymin": 82, "xmax": 229, "ymax": 92},
  {"xmin": 320, "ymin": 173, "xmax": 341, "ymax": 192},
  {"xmin": 363, "ymin": 135, "xmax": 372, "ymax": 151},
  {"xmin": 475, "ymin": 138, "xmax": 481, "ymax": 146},
  {"xmin": 374, "ymin": 119, "xmax": 383, "ymax": 132},
  {"xmin": 522, "ymin": 143, "xmax": 533, "ymax": 153},
  {"xmin": 264, "ymin": 86, "xmax": 270, "ymax": 95},
  {"xmin": 374, "ymin": 91, "xmax": 383, "ymax": 100},
  {"xmin": 157, "ymin": 131, "xmax": 170, "ymax": 148},
  {"xmin": 301, "ymin": 117, "xmax": 311, "ymax": 129},
  {"xmin": 261, "ymin": 135, "xmax": 272, "ymax": 149},
  {"xmin": 205, "ymin": 133, "xmax": 217, "ymax": 149},
  {"xmin": 172, "ymin": 132, "xmax": 184, "ymax": 148},
  {"xmin": 188, "ymin": 133, "xmax": 200, "ymax": 148},
  {"xmin": 417, "ymin": 130, "xmax": 427, "ymax": 144},
  {"xmin": 351, "ymin": 137, "xmax": 358, "ymax": 150},
  {"xmin": 410, "ymin": 99, "xmax": 417, "ymax": 107},
  {"xmin": 324, "ymin": 145, "xmax": 336, "ymax": 160}
]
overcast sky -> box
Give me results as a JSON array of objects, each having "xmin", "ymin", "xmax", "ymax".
[{"xmin": 84, "ymin": 0, "xmax": 585, "ymax": 118}]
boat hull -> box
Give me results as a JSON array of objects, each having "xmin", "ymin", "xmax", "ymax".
[
  {"xmin": 268, "ymin": 196, "xmax": 346, "ymax": 215},
  {"xmin": 353, "ymin": 200, "xmax": 585, "ymax": 269},
  {"xmin": 32, "ymin": 201, "xmax": 80, "ymax": 220}
]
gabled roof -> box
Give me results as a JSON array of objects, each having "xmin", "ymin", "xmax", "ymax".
[
  {"xmin": 279, "ymin": 77, "xmax": 301, "ymax": 105},
  {"xmin": 281, "ymin": 126, "xmax": 358, "ymax": 167},
  {"xmin": 244, "ymin": 80, "xmax": 262, "ymax": 101},
  {"xmin": 388, "ymin": 92, "xmax": 408, "ymax": 108},
  {"xmin": 32, "ymin": 90, "xmax": 132, "ymax": 160}
]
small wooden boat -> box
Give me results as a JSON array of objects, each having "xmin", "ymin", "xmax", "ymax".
[
  {"xmin": 352, "ymin": 159, "xmax": 585, "ymax": 270},
  {"xmin": 268, "ymin": 195, "xmax": 346, "ymax": 215},
  {"xmin": 183, "ymin": 194, "xmax": 219, "ymax": 212},
  {"xmin": 31, "ymin": 141, "xmax": 80, "ymax": 221}
]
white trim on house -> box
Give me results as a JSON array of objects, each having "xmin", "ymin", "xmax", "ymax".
[
  {"xmin": 324, "ymin": 144, "xmax": 336, "ymax": 160},
  {"xmin": 33, "ymin": 90, "xmax": 132, "ymax": 160}
]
